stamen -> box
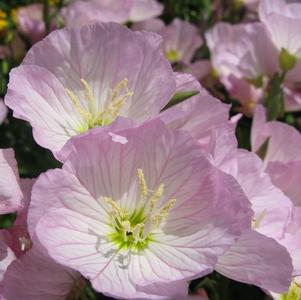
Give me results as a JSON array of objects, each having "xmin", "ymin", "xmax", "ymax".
[
  {"xmin": 137, "ymin": 169, "xmax": 148, "ymax": 198},
  {"xmin": 151, "ymin": 198, "xmax": 176, "ymax": 228},
  {"xmin": 80, "ymin": 78, "xmax": 96, "ymax": 113},
  {"xmin": 160, "ymin": 198, "xmax": 177, "ymax": 217},
  {"xmin": 65, "ymin": 88, "xmax": 91, "ymax": 120},
  {"xmin": 149, "ymin": 184, "xmax": 164, "ymax": 211},
  {"xmin": 65, "ymin": 78, "xmax": 133, "ymax": 131},
  {"xmin": 108, "ymin": 78, "xmax": 133, "ymax": 119},
  {"xmin": 104, "ymin": 197, "xmax": 127, "ymax": 219}
]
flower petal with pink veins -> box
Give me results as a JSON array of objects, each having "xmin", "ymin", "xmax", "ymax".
[
  {"xmin": 35, "ymin": 118, "xmax": 252, "ymax": 298},
  {"xmin": 277, "ymin": 207, "xmax": 301, "ymax": 275},
  {"xmin": 267, "ymin": 161, "xmax": 301, "ymax": 207},
  {"xmin": 6, "ymin": 23, "xmax": 175, "ymax": 155},
  {"xmin": 160, "ymin": 74, "xmax": 230, "ymax": 142},
  {"xmin": 216, "ymin": 230, "xmax": 293, "ymax": 293},
  {"xmin": 62, "ymin": 0, "xmax": 133, "ymax": 26},
  {"xmin": 0, "ymin": 149, "xmax": 23, "ymax": 214},
  {"xmin": 2, "ymin": 242, "xmax": 82, "ymax": 300},
  {"xmin": 251, "ymin": 104, "xmax": 269, "ymax": 153}
]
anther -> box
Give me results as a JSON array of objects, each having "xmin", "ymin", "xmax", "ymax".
[
  {"xmin": 80, "ymin": 78, "xmax": 96, "ymax": 113},
  {"xmin": 150, "ymin": 184, "xmax": 164, "ymax": 211},
  {"xmin": 137, "ymin": 169, "xmax": 148, "ymax": 198}
]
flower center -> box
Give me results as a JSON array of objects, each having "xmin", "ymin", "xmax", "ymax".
[
  {"xmin": 105, "ymin": 169, "xmax": 176, "ymax": 252},
  {"xmin": 65, "ymin": 78, "xmax": 133, "ymax": 133},
  {"xmin": 281, "ymin": 279, "xmax": 301, "ymax": 300},
  {"xmin": 166, "ymin": 49, "xmax": 180, "ymax": 63}
]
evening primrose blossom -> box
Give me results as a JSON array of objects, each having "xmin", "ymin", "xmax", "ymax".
[
  {"xmin": 5, "ymin": 22, "xmax": 176, "ymax": 156},
  {"xmin": 34, "ymin": 119, "xmax": 252, "ymax": 299}
]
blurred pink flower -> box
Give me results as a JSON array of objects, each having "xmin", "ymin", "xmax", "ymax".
[
  {"xmin": 206, "ymin": 22, "xmax": 278, "ymax": 114},
  {"xmin": 34, "ymin": 118, "xmax": 252, "ymax": 299},
  {"xmin": 17, "ymin": 4, "xmax": 56, "ymax": 44},
  {"xmin": 0, "ymin": 149, "xmax": 23, "ymax": 214},
  {"xmin": 134, "ymin": 18, "xmax": 203, "ymax": 65},
  {"xmin": 259, "ymin": 0, "xmax": 301, "ymax": 81},
  {"xmin": 62, "ymin": 0, "xmax": 163, "ymax": 27},
  {"xmin": 206, "ymin": 22, "xmax": 278, "ymax": 80},
  {"xmin": 5, "ymin": 22, "xmax": 176, "ymax": 156},
  {"xmin": 129, "ymin": 0, "xmax": 163, "ymax": 22}
]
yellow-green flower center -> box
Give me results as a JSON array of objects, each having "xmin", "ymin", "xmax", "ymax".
[
  {"xmin": 104, "ymin": 169, "xmax": 176, "ymax": 253},
  {"xmin": 166, "ymin": 49, "xmax": 180, "ymax": 63},
  {"xmin": 281, "ymin": 280, "xmax": 301, "ymax": 300},
  {"xmin": 65, "ymin": 78, "xmax": 133, "ymax": 133}
]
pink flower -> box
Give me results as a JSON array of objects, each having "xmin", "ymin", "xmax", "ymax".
[
  {"xmin": 1, "ymin": 178, "xmax": 83, "ymax": 300},
  {"xmin": 0, "ymin": 149, "xmax": 23, "ymax": 214},
  {"xmin": 259, "ymin": 0, "xmax": 301, "ymax": 80},
  {"xmin": 0, "ymin": 100, "xmax": 7, "ymax": 124},
  {"xmin": 62, "ymin": 0, "xmax": 163, "ymax": 27},
  {"xmin": 251, "ymin": 105, "xmax": 301, "ymax": 277},
  {"xmin": 252, "ymin": 105, "xmax": 301, "ymax": 206},
  {"xmin": 206, "ymin": 22, "xmax": 278, "ymax": 113},
  {"xmin": 160, "ymin": 18, "xmax": 202, "ymax": 65},
  {"xmin": 201, "ymin": 123, "xmax": 294, "ymax": 292},
  {"xmin": 5, "ymin": 23, "xmax": 176, "ymax": 156},
  {"xmin": 135, "ymin": 18, "xmax": 203, "ymax": 65},
  {"xmin": 259, "ymin": 0, "xmax": 301, "ymax": 58},
  {"xmin": 206, "ymin": 22, "xmax": 278, "ymax": 81},
  {"xmin": 129, "ymin": 0, "xmax": 163, "ymax": 22},
  {"xmin": 17, "ymin": 4, "xmax": 56, "ymax": 44},
  {"xmin": 34, "ymin": 118, "xmax": 252, "ymax": 299}
]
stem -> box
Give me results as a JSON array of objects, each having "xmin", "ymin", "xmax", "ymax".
[{"xmin": 43, "ymin": 0, "xmax": 51, "ymax": 35}]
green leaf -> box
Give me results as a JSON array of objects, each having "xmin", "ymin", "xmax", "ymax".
[{"xmin": 162, "ymin": 90, "xmax": 199, "ymax": 110}]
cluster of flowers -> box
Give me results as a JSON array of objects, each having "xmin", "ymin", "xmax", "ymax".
[{"xmin": 0, "ymin": 0, "xmax": 301, "ymax": 299}]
